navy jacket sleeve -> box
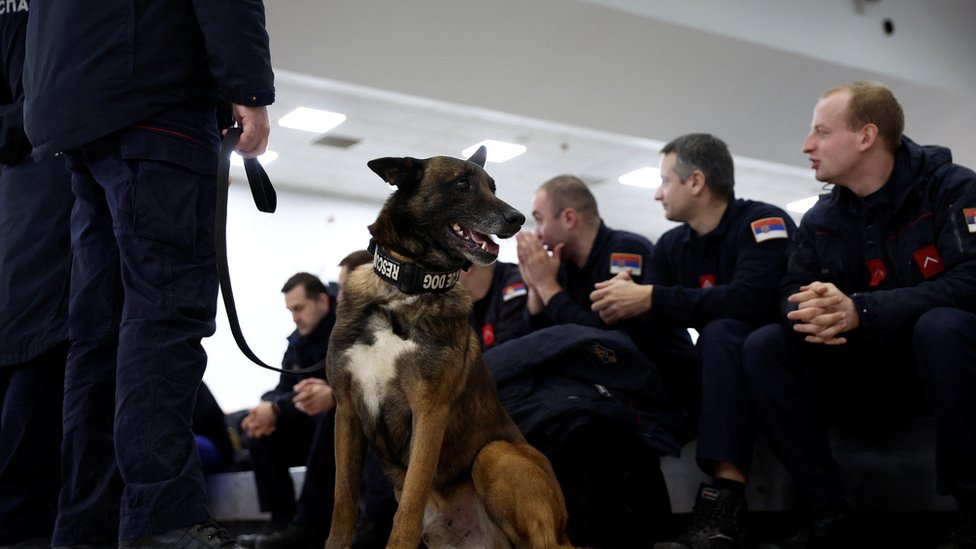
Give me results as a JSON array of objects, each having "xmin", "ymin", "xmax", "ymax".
[
  {"xmin": 651, "ymin": 210, "xmax": 795, "ymax": 328},
  {"xmin": 0, "ymin": 7, "xmax": 30, "ymax": 164},
  {"xmin": 190, "ymin": 0, "xmax": 275, "ymax": 106}
]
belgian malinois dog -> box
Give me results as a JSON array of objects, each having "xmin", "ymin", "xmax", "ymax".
[{"xmin": 325, "ymin": 147, "xmax": 575, "ymax": 549}]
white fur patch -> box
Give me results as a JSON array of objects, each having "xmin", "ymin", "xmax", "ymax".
[{"xmin": 345, "ymin": 316, "xmax": 417, "ymax": 421}]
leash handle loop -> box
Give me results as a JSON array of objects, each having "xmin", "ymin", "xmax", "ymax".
[{"xmin": 216, "ymin": 128, "xmax": 326, "ymax": 376}]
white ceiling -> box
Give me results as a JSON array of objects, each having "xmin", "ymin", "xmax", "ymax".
[{"xmin": 248, "ymin": 0, "xmax": 976, "ymax": 241}]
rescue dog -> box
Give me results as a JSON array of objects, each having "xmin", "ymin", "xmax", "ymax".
[{"xmin": 325, "ymin": 147, "xmax": 575, "ymax": 549}]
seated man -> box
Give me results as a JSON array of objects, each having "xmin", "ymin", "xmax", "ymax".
[
  {"xmin": 517, "ymin": 174, "xmax": 698, "ymax": 399},
  {"xmin": 743, "ymin": 81, "xmax": 976, "ymax": 549},
  {"xmin": 237, "ymin": 272, "xmax": 337, "ymax": 549},
  {"xmin": 513, "ymin": 176, "xmax": 695, "ymax": 546},
  {"xmin": 587, "ymin": 133, "xmax": 794, "ymax": 548}
]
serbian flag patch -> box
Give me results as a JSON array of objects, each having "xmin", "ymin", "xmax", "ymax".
[
  {"xmin": 501, "ymin": 282, "xmax": 527, "ymax": 302},
  {"xmin": 913, "ymin": 244, "xmax": 945, "ymax": 279},
  {"xmin": 750, "ymin": 217, "xmax": 789, "ymax": 243},
  {"xmin": 610, "ymin": 253, "xmax": 643, "ymax": 276},
  {"xmin": 964, "ymin": 208, "xmax": 976, "ymax": 234}
]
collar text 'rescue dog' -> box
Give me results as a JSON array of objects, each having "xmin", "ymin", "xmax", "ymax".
[{"xmin": 369, "ymin": 240, "xmax": 461, "ymax": 295}]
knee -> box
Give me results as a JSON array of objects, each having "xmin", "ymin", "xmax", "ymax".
[
  {"xmin": 914, "ymin": 307, "xmax": 976, "ymax": 380},
  {"xmin": 697, "ymin": 318, "xmax": 752, "ymax": 347},
  {"xmin": 914, "ymin": 307, "xmax": 974, "ymax": 345},
  {"xmin": 741, "ymin": 323, "xmax": 791, "ymax": 384}
]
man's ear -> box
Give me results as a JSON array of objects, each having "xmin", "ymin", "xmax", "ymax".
[
  {"xmin": 367, "ymin": 156, "xmax": 426, "ymax": 190},
  {"xmin": 317, "ymin": 291, "xmax": 331, "ymax": 314},
  {"xmin": 562, "ymin": 207, "xmax": 579, "ymax": 230},
  {"xmin": 858, "ymin": 123, "xmax": 880, "ymax": 151},
  {"xmin": 688, "ymin": 169, "xmax": 707, "ymax": 195}
]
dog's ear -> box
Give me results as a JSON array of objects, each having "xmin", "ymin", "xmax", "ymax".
[
  {"xmin": 367, "ymin": 157, "xmax": 426, "ymax": 189},
  {"xmin": 466, "ymin": 145, "xmax": 487, "ymax": 167}
]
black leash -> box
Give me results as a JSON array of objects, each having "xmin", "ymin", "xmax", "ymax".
[{"xmin": 216, "ymin": 127, "xmax": 326, "ymax": 375}]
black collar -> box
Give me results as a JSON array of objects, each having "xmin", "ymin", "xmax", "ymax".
[{"xmin": 368, "ymin": 240, "xmax": 460, "ymax": 295}]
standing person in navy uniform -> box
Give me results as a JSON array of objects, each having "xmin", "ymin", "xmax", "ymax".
[
  {"xmin": 22, "ymin": 0, "xmax": 274, "ymax": 546},
  {"xmin": 743, "ymin": 81, "xmax": 976, "ymax": 549},
  {"xmin": 459, "ymin": 261, "xmax": 529, "ymax": 351},
  {"xmin": 0, "ymin": 1, "xmax": 73, "ymax": 547},
  {"xmin": 588, "ymin": 133, "xmax": 796, "ymax": 549}
]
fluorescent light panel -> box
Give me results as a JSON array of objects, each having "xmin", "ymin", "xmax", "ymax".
[
  {"xmin": 618, "ymin": 167, "xmax": 661, "ymax": 189},
  {"xmin": 462, "ymin": 140, "xmax": 527, "ymax": 163},
  {"xmin": 278, "ymin": 107, "xmax": 346, "ymax": 134}
]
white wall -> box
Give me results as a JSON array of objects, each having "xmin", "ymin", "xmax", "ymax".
[{"xmin": 202, "ymin": 182, "xmax": 519, "ymax": 413}]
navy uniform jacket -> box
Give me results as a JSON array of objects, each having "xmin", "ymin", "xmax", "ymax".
[
  {"xmin": 783, "ymin": 137, "xmax": 976, "ymax": 337},
  {"xmin": 262, "ymin": 294, "xmax": 336, "ymax": 421},
  {"xmin": 645, "ymin": 198, "xmax": 795, "ymax": 330},
  {"xmin": 0, "ymin": 0, "xmax": 72, "ymax": 365},
  {"xmin": 534, "ymin": 221, "xmax": 655, "ymax": 330},
  {"xmin": 22, "ymin": 0, "xmax": 274, "ymax": 158},
  {"xmin": 469, "ymin": 261, "xmax": 529, "ymax": 351}
]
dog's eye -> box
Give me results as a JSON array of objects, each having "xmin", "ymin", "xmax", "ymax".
[{"xmin": 455, "ymin": 178, "xmax": 470, "ymax": 191}]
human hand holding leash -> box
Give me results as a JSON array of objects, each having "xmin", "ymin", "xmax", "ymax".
[
  {"xmin": 787, "ymin": 281, "xmax": 859, "ymax": 345},
  {"xmin": 293, "ymin": 378, "xmax": 336, "ymax": 415},
  {"xmin": 590, "ymin": 270, "xmax": 652, "ymax": 325},
  {"xmin": 229, "ymin": 103, "xmax": 270, "ymax": 158}
]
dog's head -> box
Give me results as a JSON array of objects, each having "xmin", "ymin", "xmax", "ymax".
[{"xmin": 367, "ymin": 146, "xmax": 525, "ymax": 270}]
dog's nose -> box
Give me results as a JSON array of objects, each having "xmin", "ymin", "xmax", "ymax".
[{"xmin": 505, "ymin": 208, "xmax": 526, "ymax": 227}]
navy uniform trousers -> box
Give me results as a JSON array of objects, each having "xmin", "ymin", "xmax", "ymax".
[
  {"xmin": 742, "ymin": 307, "xmax": 976, "ymax": 511},
  {"xmin": 693, "ymin": 318, "xmax": 758, "ymax": 476},
  {"xmin": 54, "ymin": 105, "xmax": 220, "ymax": 544}
]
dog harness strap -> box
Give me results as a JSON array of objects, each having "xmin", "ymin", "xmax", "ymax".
[
  {"xmin": 216, "ymin": 128, "xmax": 326, "ymax": 376},
  {"xmin": 369, "ymin": 240, "xmax": 460, "ymax": 294}
]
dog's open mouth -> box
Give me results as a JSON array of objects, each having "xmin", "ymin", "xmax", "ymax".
[{"xmin": 450, "ymin": 222, "xmax": 500, "ymax": 257}]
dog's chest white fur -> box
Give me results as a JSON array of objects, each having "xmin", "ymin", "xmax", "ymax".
[{"xmin": 344, "ymin": 303, "xmax": 418, "ymax": 421}]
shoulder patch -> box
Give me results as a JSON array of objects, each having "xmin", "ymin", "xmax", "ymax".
[
  {"xmin": 751, "ymin": 217, "xmax": 789, "ymax": 242},
  {"xmin": 501, "ymin": 282, "xmax": 527, "ymax": 302},
  {"xmin": 610, "ymin": 253, "xmax": 643, "ymax": 276},
  {"xmin": 964, "ymin": 208, "xmax": 976, "ymax": 234}
]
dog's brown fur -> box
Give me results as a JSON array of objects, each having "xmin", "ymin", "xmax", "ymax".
[{"xmin": 325, "ymin": 148, "xmax": 574, "ymax": 549}]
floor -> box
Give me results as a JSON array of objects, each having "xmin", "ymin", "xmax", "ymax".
[{"xmin": 220, "ymin": 511, "xmax": 959, "ymax": 548}]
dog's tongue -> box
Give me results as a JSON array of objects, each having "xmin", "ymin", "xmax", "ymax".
[{"xmin": 467, "ymin": 227, "xmax": 500, "ymax": 255}]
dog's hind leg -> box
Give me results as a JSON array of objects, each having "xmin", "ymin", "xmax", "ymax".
[
  {"xmin": 472, "ymin": 440, "xmax": 576, "ymax": 549},
  {"xmin": 326, "ymin": 403, "xmax": 367, "ymax": 549}
]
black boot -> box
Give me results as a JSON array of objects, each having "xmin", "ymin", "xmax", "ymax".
[
  {"xmin": 755, "ymin": 503, "xmax": 850, "ymax": 549},
  {"xmin": 654, "ymin": 483, "xmax": 748, "ymax": 548},
  {"xmin": 939, "ymin": 504, "xmax": 976, "ymax": 549}
]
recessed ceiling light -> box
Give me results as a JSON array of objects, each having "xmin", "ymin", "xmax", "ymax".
[
  {"xmin": 462, "ymin": 140, "xmax": 527, "ymax": 163},
  {"xmin": 786, "ymin": 195, "xmax": 820, "ymax": 214},
  {"xmin": 232, "ymin": 150, "xmax": 278, "ymax": 167},
  {"xmin": 278, "ymin": 107, "xmax": 346, "ymax": 134},
  {"xmin": 618, "ymin": 167, "xmax": 661, "ymax": 189}
]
